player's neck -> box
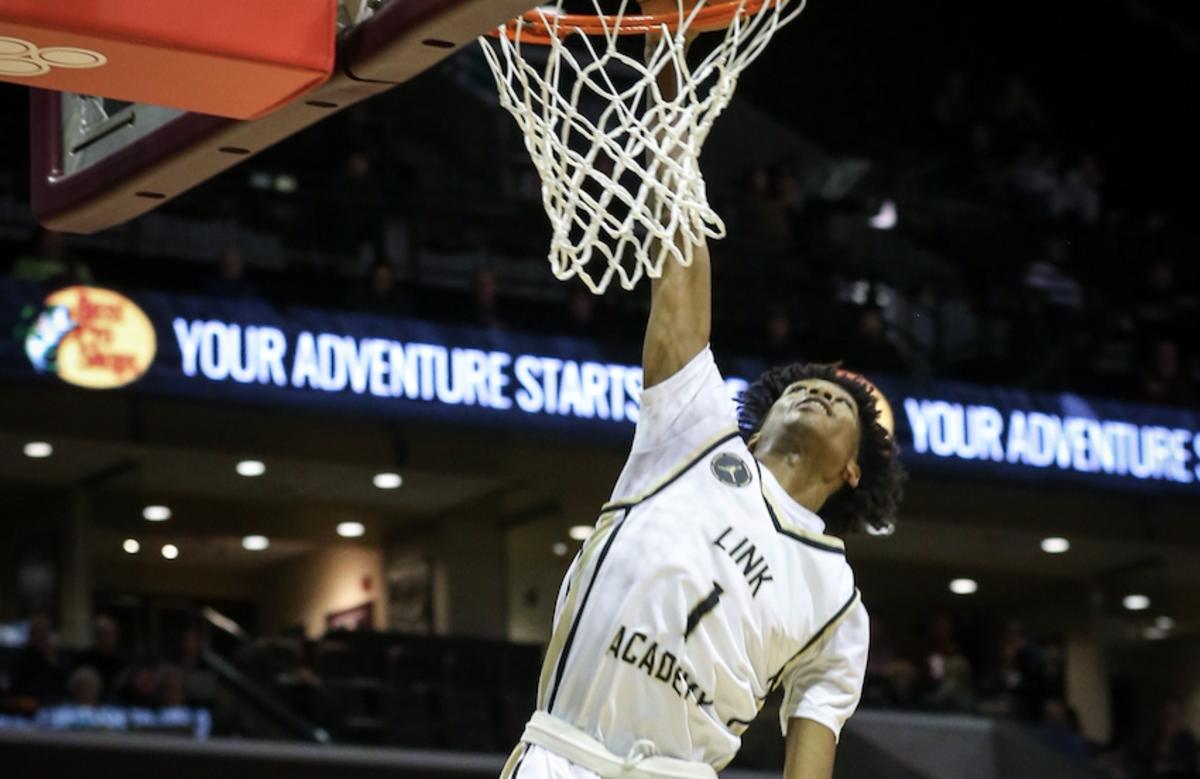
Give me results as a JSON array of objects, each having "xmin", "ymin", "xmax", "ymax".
[{"xmin": 754, "ymin": 449, "xmax": 840, "ymax": 516}]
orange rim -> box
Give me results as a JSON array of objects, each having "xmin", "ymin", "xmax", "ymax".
[{"xmin": 487, "ymin": 1, "xmax": 779, "ymax": 44}]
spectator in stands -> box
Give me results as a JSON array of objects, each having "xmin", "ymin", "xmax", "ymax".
[
  {"xmin": 761, "ymin": 304, "xmax": 802, "ymax": 366},
  {"xmin": 991, "ymin": 76, "xmax": 1046, "ymax": 155},
  {"xmin": 923, "ymin": 613, "xmax": 975, "ymax": 712},
  {"xmin": 360, "ymin": 260, "xmax": 412, "ymax": 316},
  {"xmin": 1055, "ymin": 154, "xmax": 1104, "ymax": 224},
  {"xmin": 66, "ymin": 667, "xmax": 102, "ymax": 708},
  {"xmin": 1023, "ymin": 236, "xmax": 1083, "ymax": 312},
  {"xmin": 472, "ymin": 268, "xmax": 507, "ymax": 331},
  {"xmin": 561, "ymin": 287, "xmax": 598, "ymax": 339},
  {"xmin": 9, "ymin": 614, "xmax": 67, "ymax": 704},
  {"xmin": 1136, "ymin": 259, "xmax": 1195, "ymax": 337},
  {"xmin": 10, "ymin": 228, "xmax": 94, "ymax": 286},
  {"xmin": 933, "ymin": 71, "xmax": 973, "ymax": 145},
  {"xmin": 1133, "ymin": 699, "xmax": 1199, "ymax": 779},
  {"xmin": 839, "ymin": 305, "xmax": 910, "ymax": 374},
  {"xmin": 1140, "ymin": 338, "xmax": 1195, "ymax": 407},
  {"xmin": 338, "ymin": 148, "xmax": 387, "ymax": 266},
  {"xmin": 204, "ymin": 246, "xmax": 258, "ymax": 299},
  {"xmin": 1038, "ymin": 698, "xmax": 1089, "ymax": 760},
  {"xmin": 1001, "ymin": 620, "xmax": 1049, "ymax": 721},
  {"xmin": 73, "ymin": 615, "xmax": 126, "ymax": 703},
  {"xmin": 174, "ymin": 626, "xmax": 215, "ymax": 707}
]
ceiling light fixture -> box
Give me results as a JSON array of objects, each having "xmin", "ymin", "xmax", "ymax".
[
  {"xmin": 143, "ymin": 505, "xmax": 172, "ymax": 522},
  {"xmin": 949, "ymin": 578, "xmax": 978, "ymax": 595},
  {"xmin": 242, "ymin": 535, "xmax": 270, "ymax": 551},
  {"xmin": 122, "ymin": 539, "xmax": 140, "ymax": 554},
  {"xmin": 236, "ymin": 460, "xmax": 266, "ymax": 477},
  {"xmin": 1040, "ymin": 537, "xmax": 1070, "ymax": 554},
  {"xmin": 373, "ymin": 472, "xmax": 403, "ymax": 489},
  {"xmin": 568, "ymin": 525, "xmax": 593, "ymax": 541},
  {"xmin": 23, "ymin": 441, "xmax": 53, "ymax": 458},
  {"xmin": 1122, "ymin": 594, "xmax": 1150, "ymax": 611},
  {"xmin": 161, "ymin": 544, "xmax": 179, "ymax": 560},
  {"xmin": 337, "ymin": 521, "xmax": 365, "ymax": 538}
]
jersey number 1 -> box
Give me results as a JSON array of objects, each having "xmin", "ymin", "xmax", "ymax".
[{"xmin": 684, "ymin": 582, "xmax": 724, "ymax": 640}]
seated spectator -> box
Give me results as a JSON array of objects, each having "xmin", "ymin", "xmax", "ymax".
[
  {"xmin": 10, "ymin": 614, "xmax": 67, "ymax": 704},
  {"xmin": 1023, "ymin": 236, "xmax": 1083, "ymax": 312},
  {"xmin": 73, "ymin": 614, "xmax": 126, "ymax": 702},
  {"xmin": 66, "ymin": 667, "xmax": 103, "ymax": 708},
  {"xmin": 472, "ymin": 268, "xmax": 507, "ymax": 331},
  {"xmin": 1038, "ymin": 698, "xmax": 1088, "ymax": 760},
  {"xmin": 1135, "ymin": 259, "xmax": 1196, "ymax": 337},
  {"xmin": 175, "ymin": 627, "xmax": 216, "ymax": 707},
  {"xmin": 1132, "ymin": 700, "xmax": 1199, "ymax": 779},
  {"xmin": 359, "ymin": 261, "xmax": 412, "ymax": 316},
  {"xmin": 561, "ymin": 287, "xmax": 598, "ymax": 339},
  {"xmin": 761, "ymin": 305, "xmax": 802, "ymax": 366},
  {"xmin": 839, "ymin": 306, "xmax": 910, "ymax": 374},
  {"xmin": 204, "ymin": 246, "xmax": 258, "ymax": 299},
  {"xmin": 1001, "ymin": 620, "xmax": 1049, "ymax": 721},
  {"xmin": 923, "ymin": 613, "xmax": 975, "ymax": 712},
  {"xmin": 1140, "ymin": 338, "xmax": 1195, "ymax": 407},
  {"xmin": 1054, "ymin": 154, "xmax": 1103, "ymax": 224}
]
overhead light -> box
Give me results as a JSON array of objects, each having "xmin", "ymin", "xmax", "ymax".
[
  {"xmin": 1040, "ymin": 537, "xmax": 1070, "ymax": 554},
  {"xmin": 552, "ymin": 542, "xmax": 568, "ymax": 557},
  {"xmin": 568, "ymin": 525, "xmax": 593, "ymax": 541},
  {"xmin": 161, "ymin": 544, "xmax": 179, "ymax": 560},
  {"xmin": 1155, "ymin": 616, "xmax": 1175, "ymax": 631},
  {"xmin": 949, "ymin": 578, "xmax": 978, "ymax": 595},
  {"xmin": 242, "ymin": 535, "xmax": 270, "ymax": 551},
  {"xmin": 337, "ymin": 521, "xmax": 365, "ymax": 538},
  {"xmin": 142, "ymin": 505, "xmax": 172, "ymax": 522},
  {"xmin": 1122, "ymin": 594, "xmax": 1150, "ymax": 611},
  {"xmin": 122, "ymin": 539, "xmax": 140, "ymax": 555},
  {"xmin": 1142, "ymin": 626, "xmax": 1169, "ymax": 641},
  {"xmin": 23, "ymin": 441, "xmax": 53, "ymax": 458},
  {"xmin": 373, "ymin": 472, "xmax": 403, "ymax": 489},
  {"xmin": 236, "ymin": 460, "xmax": 266, "ymax": 477}
]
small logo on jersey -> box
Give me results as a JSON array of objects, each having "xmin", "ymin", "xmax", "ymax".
[
  {"xmin": 710, "ymin": 453, "xmax": 752, "ymax": 487},
  {"xmin": 0, "ymin": 37, "xmax": 107, "ymax": 78}
]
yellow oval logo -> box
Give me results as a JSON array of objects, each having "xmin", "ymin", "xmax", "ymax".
[{"xmin": 26, "ymin": 287, "xmax": 156, "ymax": 389}]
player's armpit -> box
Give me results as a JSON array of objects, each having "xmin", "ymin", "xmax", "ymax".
[{"xmin": 784, "ymin": 716, "xmax": 837, "ymax": 779}]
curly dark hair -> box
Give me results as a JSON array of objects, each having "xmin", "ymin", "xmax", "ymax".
[{"xmin": 738, "ymin": 362, "xmax": 906, "ymax": 536}]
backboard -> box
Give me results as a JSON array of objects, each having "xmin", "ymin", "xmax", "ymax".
[{"xmin": 27, "ymin": 0, "xmax": 534, "ymax": 234}]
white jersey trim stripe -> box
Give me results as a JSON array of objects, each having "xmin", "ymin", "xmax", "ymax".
[
  {"xmin": 545, "ymin": 508, "xmax": 631, "ymax": 713},
  {"xmin": 538, "ymin": 510, "xmax": 623, "ymax": 705},
  {"xmin": 753, "ymin": 461, "xmax": 846, "ymax": 554},
  {"xmin": 767, "ymin": 588, "xmax": 862, "ymax": 694}
]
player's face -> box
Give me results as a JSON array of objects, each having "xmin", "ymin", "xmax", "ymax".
[{"xmin": 759, "ymin": 379, "xmax": 862, "ymax": 477}]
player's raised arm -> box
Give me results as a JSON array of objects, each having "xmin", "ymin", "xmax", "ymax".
[{"xmin": 641, "ymin": 15, "xmax": 711, "ymax": 390}]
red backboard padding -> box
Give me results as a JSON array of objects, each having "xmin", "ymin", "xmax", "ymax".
[{"xmin": 0, "ymin": 0, "xmax": 335, "ymax": 119}]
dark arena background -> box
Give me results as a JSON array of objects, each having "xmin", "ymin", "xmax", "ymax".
[{"xmin": 1, "ymin": 1, "xmax": 1198, "ymax": 777}]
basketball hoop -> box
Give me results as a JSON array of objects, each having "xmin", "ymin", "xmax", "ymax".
[{"xmin": 479, "ymin": 0, "xmax": 806, "ymax": 294}]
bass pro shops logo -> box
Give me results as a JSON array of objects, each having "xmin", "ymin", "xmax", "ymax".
[
  {"xmin": 0, "ymin": 36, "xmax": 107, "ymax": 77},
  {"xmin": 20, "ymin": 287, "xmax": 156, "ymax": 390}
]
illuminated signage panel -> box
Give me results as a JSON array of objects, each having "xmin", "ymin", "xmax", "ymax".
[{"xmin": 2, "ymin": 279, "xmax": 1195, "ymax": 494}]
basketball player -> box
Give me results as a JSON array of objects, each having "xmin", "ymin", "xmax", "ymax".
[{"xmin": 501, "ymin": 10, "xmax": 906, "ymax": 779}]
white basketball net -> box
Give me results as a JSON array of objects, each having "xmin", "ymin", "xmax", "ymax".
[{"xmin": 480, "ymin": 0, "xmax": 805, "ymax": 294}]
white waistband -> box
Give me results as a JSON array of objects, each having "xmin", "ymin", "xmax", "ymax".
[{"xmin": 520, "ymin": 712, "xmax": 717, "ymax": 779}]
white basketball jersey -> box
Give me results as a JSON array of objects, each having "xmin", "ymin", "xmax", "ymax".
[{"xmin": 534, "ymin": 348, "xmax": 870, "ymax": 771}]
